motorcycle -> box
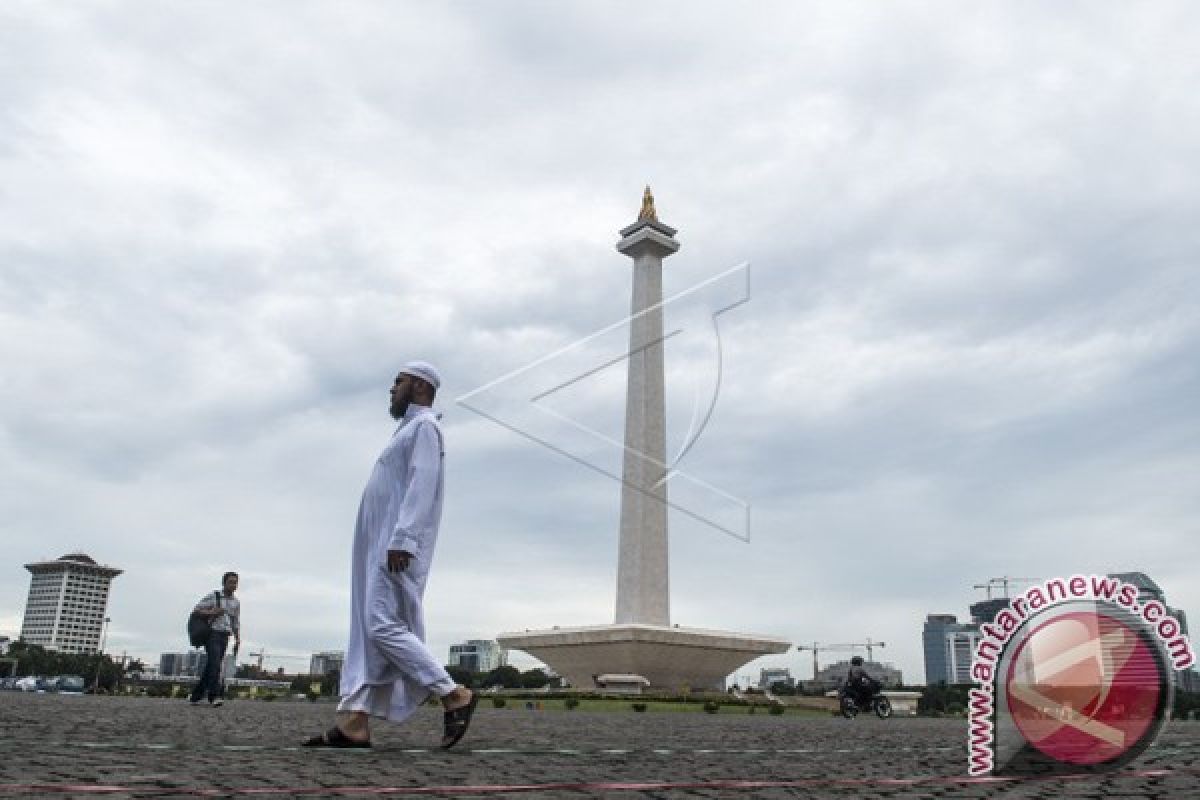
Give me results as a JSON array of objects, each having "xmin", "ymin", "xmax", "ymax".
[{"xmin": 838, "ymin": 679, "xmax": 892, "ymax": 719}]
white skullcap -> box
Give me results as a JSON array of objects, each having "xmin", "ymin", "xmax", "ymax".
[{"xmin": 399, "ymin": 360, "xmax": 442, "ymax": 390}]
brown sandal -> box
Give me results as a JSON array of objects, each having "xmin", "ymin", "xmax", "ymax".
[{"xmin": 440, "ymin": 693, "xmax": 479, "ymax": 750}]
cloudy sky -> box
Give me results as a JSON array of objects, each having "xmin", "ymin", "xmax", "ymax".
[{"xmin": 2, "ymin": 2, "xmax": 1197, "ymax": 685}]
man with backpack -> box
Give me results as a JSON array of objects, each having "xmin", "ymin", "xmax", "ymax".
[{"xmin": 188, "ymin": 571, "xmax": 241, "ymax": 707}]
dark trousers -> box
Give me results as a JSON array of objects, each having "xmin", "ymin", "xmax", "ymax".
[
  {"xmin": 190, "ymin": 630, "xmax": 229, "ymax": 702},
  {"xmin": 851, "ymin": 679, "xmax": 879, "ymax": 706}
]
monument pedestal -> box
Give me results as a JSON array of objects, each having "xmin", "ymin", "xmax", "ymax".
[{"xmin": 498, "ymin": 623, "xmax": 790, "ymax": 691}]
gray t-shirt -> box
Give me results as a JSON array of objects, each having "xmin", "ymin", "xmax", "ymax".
[{"xmin": 194, "ymin": 591, "xmax": 240, "ymax": 635}]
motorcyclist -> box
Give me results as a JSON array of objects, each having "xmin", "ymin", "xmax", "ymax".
[{"xmin": 844, "ymin": 656, "xmax": 880, "ymax": 707}]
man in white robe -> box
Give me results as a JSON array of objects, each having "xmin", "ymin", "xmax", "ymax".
[{"xmin": 305, "ymin": 361, "xmax": 476, "ymax": 749}]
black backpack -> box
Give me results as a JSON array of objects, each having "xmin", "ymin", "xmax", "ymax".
[{"xmin": 186, "ymin": 591, "xmax": 221, "ymax": 648}]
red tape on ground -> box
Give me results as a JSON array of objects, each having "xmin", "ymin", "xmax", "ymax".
[{"xmin": 0, "ymin": 767, "xmax": 1190, "ymax": 795}]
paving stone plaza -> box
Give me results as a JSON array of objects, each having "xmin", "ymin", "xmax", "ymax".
[{"xmin": 2, "ymin": 694, "xmax": 1198, "ymax": 798}]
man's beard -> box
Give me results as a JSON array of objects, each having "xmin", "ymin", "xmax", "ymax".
[{"xmin": 390, "ymin": 398, "xmax": 409, "ymax": 420}]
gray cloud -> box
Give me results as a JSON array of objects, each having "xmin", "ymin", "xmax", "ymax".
[{"xmin": 2, "ymin": 2, "xmax": 1198, "ymax": 684}]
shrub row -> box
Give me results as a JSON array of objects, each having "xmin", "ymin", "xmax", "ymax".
[{"xmin": 484, "ymin": 695, "xmax": 788, "ymax": 714}]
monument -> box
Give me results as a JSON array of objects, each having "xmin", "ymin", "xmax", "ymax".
[{"xmin": 497, "ymin": 189, "xmax": 790, "ymax": 691}]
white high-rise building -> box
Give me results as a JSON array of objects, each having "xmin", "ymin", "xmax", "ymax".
[
  {"xmin": 945, "ymin": 628, "xmax": 982, "ymax": 684},
  {"xmin": 309, "ymin": 651, "xmax": 345, "ymax": 676},
  {"xmin": 20, "ymin": 552, "xmax": 121, "ymax": 654},
  {"xmin": 447, "ymin": 640, "xmax": 508, "ymax": 673}
]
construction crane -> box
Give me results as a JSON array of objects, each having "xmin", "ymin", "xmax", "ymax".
[
  {"xmin": 795, "ymin": 643, "xmax": 827, "ymax": 679},
  {"xmin": 861, "ymin": 637, "xmax": 887, "ymax": 663},
  {"xmin": 246, "ymin": 650, "xmax": 309, "ymax": 672},
  {"xmin": 824, "ymin": 641, "xmax": 888, "ymax": 664},
  {"xmin": 972, "ymin": 576, "xmax": 1037, "ymax": 599},
  {"xmin": 795, "ymin": 640, "xmax": 886, "ymax": 679}
]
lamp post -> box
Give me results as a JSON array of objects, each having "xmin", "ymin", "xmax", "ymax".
[{"xmin": 91, "ymin": 616, "xmax": 111, "ymax": 694}]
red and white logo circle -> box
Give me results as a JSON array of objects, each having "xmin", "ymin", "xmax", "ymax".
[{"xmin": 1005, "ymin": 609, "xmax": 1166, "ymax": 766}]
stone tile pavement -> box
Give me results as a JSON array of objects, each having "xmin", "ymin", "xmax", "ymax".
[{"xmin": 1, "ymin": 694, "xmax": 1197, "ymax": 798}]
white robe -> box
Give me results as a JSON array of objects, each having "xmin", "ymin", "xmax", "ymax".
[{"xmin": 339, "ymin": 403, "xmax": 451, "ymax": 722}]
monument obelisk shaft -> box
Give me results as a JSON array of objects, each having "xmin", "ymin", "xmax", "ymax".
[
  {"xmin": 495, "ymin": 188, "xmax": 791, "ymax": 691},
  {"xmin": 615, "ymin": 188, "xmax": 679, "ymax": 626}
]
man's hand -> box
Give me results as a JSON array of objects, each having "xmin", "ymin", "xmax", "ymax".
[{"xmin": 387, "ymin": 549, "xmax": 413, "ymax": 573}]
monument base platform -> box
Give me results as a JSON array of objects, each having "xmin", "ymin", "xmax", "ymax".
[{"xmin": 497, "ymin": 624, "xmax": 791, "ymax": 691}]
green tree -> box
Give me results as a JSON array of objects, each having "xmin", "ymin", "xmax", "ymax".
[
  {"xmin": 7, "ymin": 642, "xmax": 121, "ymax": 690},
  {"xmin": 444, "ymin": 665, "xmax": 476, "ymax": 688},
  {"xmin": 235, "ymin": 664, "xmax": 261, "ymax": 679},
  {"xmin": 1174, "ymin": 689, "xmax": 1200, "ymax": 720},
  {"xmin": 917, "ymin": 683, "xmax": 971, "ymax": 715},
  {"xmin": 481, "ymin": 665, "xmax": 522, "ymax": 689},
  {"xmin": 519, "ymin": 668, "xmax": 551, "ymax": 689}
]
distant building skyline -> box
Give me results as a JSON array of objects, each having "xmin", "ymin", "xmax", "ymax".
[
  {"xmin": 944, "ymin": 627, "xmax": 981, "ymax": 685},
  {"xmin": 309, "ymin": 651, "xmax": 345, "ymax": 676},
  {"xmin": 1109, "ymin": 571, "xmax": 1196, "ymax": 693},
  {"xmin": 6, "ymin": 566, "xmax": 1195, "ymax": 689},
  {"xmin": 758, "ymin": 667, "xmax": 794, "ymax": 690},
  {"xmin": 814, "ymin": 659, "xmax": 903, "ymax": 690},
  {"xmin": 20, "ymin": 552, "xmax": 120, "ymax": 655},
  {"xmin": 159, "ymin": 652, "xmax": 185, "ymax": 677},
  {"xmin": 923, "ymin": 613, "xmax": 985, "ymax": 685},
  {"xmin": 158, "ymin": 649, "xmax": 234, "ymax": 679},
  {"xmin": 969, "ymin": 597, "xmax": 1010, "ymax": 625},
  {"xmin": 448, "ymin": 639, "xmax": 507, "ymax": 673},
  {"xmin": 924, "ymin": 571, "xmax": 1196, "ymax": 688},
  {"xmin": 923, "ymin": 614, "xmax": 972, "ymax": 685}
]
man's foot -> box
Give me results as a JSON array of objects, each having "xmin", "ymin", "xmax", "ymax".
[
  {"xmin": 302, "ymin": 726, "xmax": 371, "ymax": 748},
  {"xmin": 440, "ymin": 690, "xmax": 478, "ymax": 750},
  {"xmin": 211, "ymin": 698, "xmax": 224, "ymax": 707},
  {"xmin": 441, "ymin": 687, "xmax": 473, "ymax": 712}
]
